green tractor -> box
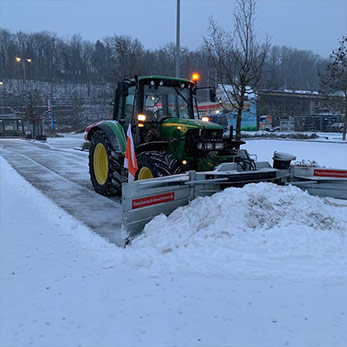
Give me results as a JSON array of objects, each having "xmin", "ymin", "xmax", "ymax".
[{"xmin": 85, "ymin": 75, "xmax": 246, "ymax": 196}]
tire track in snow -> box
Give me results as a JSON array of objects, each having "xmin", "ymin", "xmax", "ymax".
[{"xmin": 0, "ymin": 140, "xmax": 124, "ymax": 246}]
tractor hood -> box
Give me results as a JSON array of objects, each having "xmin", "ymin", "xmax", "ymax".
[{"xmin": 161, "ymin": 118, "xmax": 223, "ymax": 132}]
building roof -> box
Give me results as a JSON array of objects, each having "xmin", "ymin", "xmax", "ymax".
[
  {"xmin": 257, "ymin": 90, "xmax": 333, "ymax": 100},
  {"xmin": 0, "ymin": 107, "xmax": 21, "ymax": 119}
]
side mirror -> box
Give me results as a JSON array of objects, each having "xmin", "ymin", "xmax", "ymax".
[
  {"xmin": 209, "ymin": 87, "xmax": 216, "ymax": 103},
  {"xmin": 117, "ymin": 82, "xmax": 129, "ymax": 97}
]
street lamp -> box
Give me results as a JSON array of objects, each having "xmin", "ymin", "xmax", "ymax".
[
  {"xmin": 175, "ymin": 0, "xmax": 180, "ymax": 77},
  {"xmin": 15, "ymin": 57, "xmax": 32, "ymax": 92}
]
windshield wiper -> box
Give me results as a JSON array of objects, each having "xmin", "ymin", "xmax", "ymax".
[{"xmin": 174, "ymin": 87, "xmax": 190, "ymax": 106}]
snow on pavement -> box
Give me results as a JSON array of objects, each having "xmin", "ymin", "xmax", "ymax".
[
  {"xmin": 0, "ymin": 137, "xmax": 123, "ymax": 245},
  {"xmin": 1, "ymin": 145, "xmax": 347, "ymax": 346}
]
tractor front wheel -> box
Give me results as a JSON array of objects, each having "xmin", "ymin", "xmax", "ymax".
[
  {"xmin": 135, "ymin": 151, "xmax": 181, "ymax": 180},
  {"xmin": 89, "ymin": 130, "xmax": 122, "ymax": 195}
]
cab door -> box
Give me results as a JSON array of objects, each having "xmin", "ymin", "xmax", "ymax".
[{"xmin": 114, "ymin": 85, "xmax": 136, "ymax": 132}]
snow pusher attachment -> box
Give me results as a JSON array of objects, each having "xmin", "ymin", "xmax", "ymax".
[
  {"xmin": 122, "ymin": 160, "xmax": 288, "ymax": 237},
  {"xmin": 290, "ymin": 167, "xmax": 347, "ymax": 200},
  {"xmin": 122, "ymin": 152, "xmax": 347, "ymax": 238}
]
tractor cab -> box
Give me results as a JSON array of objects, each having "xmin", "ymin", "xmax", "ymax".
[{"xmin": 113, "ymin": 76, "xmax": 199, "ymax": 145}]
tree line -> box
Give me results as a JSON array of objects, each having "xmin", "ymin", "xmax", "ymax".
[{"xmin": 0, "ymin": 28, "xmax": 329, "ymax": 91}]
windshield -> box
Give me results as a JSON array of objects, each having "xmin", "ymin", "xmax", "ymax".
[{"xmin": 143, "ymin": 86, "xmax": 191, "ymax": 120}]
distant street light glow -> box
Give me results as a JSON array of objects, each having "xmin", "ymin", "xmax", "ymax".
[{"xmin": 15, "ymin": 56, "xmax": 33, "ymax": 93}]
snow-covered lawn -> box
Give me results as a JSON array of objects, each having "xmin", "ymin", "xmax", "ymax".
[
  {"xmin": 244, "ymin": 138, "xmax": 347, "ymax": 168},
  {"xmin": 1, "ymin": 137, "xmax": 347, "ymax": 347}
]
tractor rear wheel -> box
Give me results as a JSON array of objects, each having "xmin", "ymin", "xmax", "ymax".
[
  {"xmin": 89, "ymin": 130, "xmax": 122, "ymax": 195},
  {"xmin": 135, "ymin": 151, "xmax": 181, "ymax": 180}
]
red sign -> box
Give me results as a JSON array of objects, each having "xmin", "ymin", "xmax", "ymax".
[
  {"xmin": 313, "ymin": 169, "xmax": 347, "ymax": 178},
  {"xmin": 132, "ymin": 192, "xmax": 175, "ymax": 209},
  {"xmin": 198, "ymin": 103, "xmax": 221, "ymax": 111}
]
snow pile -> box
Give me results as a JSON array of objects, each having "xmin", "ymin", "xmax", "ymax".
[{"xmin": 127, "ymin": 183, "xmax": 347, "ymax": 284}]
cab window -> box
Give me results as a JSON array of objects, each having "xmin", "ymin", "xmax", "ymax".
[
  {"xmin": 118, "ymin": 86, "xmax": 136, "ymax": 121},
  {"xmin": 144, "ymin": 85, "xmax": 191, "ymax": 120}
]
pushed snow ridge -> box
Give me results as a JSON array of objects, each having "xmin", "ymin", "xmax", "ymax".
[{"xmin": 129, "ymin": 183, "xmax": 347, "ymax": 284}]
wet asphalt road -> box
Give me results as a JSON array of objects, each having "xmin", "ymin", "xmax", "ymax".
[{"xmin": 0, "ymin": 135, "xmax": 124, "ymax": 246}]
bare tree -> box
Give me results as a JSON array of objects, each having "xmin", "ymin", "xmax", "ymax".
[
  {"xmin": 204, "ymin": 0, "xmax": 270, "ymax": 139},
  {"xmin": 320, "ymin": 36, "xmax": 347, "ymax": 140},
  {"xmin": 70, "ymin": 90, "xmax": 84, "ymax": 130},
  {"xmin": 104, "ymin": 35, "xmax": 144, "ymax": 82},
  {"xmin": 24, "ymin": 89, "xmax": 42, "ymax": 138}
]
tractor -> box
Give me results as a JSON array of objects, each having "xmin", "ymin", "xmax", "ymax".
[{"xmin": 85, "ymin": 75, "xmax": 249, "ymax": 196}]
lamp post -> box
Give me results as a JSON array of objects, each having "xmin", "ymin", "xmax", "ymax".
[
  {"xmin": 175, "ymin": 0, "xmax": 180, "ymax": 77},
  {"xmin": 15, "ymin": 57, "xmax": 32, "ymax": 93},
  {"xmin": 0, "ymin": 80, "xmax": 3, "ymax": 110}
]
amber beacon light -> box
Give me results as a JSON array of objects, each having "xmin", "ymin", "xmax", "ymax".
[{"xmin": 191, "ymin": 72, "xmax": 200, "ymax": 82}]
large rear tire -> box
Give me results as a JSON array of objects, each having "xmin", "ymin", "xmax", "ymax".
[
  {"xmin": 135, "ymin": 151, "xmax": 181, "ymax": 180},
  {"xmin": 89, "ymin": 130, "xmax": 122, "ymax": 195}
]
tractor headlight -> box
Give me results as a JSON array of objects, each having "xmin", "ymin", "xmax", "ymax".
[
  {"xmin": 215, "ymin": 142, "xmax": 224, "ymax": 150},
  {"xmin": 205, "ymin": 143, "xmax": 214, "ymax": 150},
  {"xmin": 137, "ymin": 114, "xmax": 146, "ymax": 122},
  {"xmin": 197, "ymin": 143, "xmax": 203, "ymax": 150}
]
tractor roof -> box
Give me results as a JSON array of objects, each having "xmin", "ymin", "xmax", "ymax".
[{"xmin": 128, "ymin": 76, "xmax": 194, "ymax": 85}]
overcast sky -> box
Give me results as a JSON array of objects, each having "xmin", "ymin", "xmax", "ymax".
[{"xmin": 0, "ymin": 0, "xmax": 346, "ymax": 57}]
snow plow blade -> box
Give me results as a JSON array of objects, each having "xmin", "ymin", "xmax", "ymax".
[
  {"xmin": 290, "ymin": 167, "xmax": 347, "ymax": 200},
  {"xmin": 122, "ymin": 161, "xmax": 347, "ymax": 238},
  {"xmin": 122, "ymin": 162, "xmax": 285, "ymax": 238}
]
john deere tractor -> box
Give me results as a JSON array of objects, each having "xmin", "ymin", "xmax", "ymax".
[{"xmin": 85, "ymin": 75, "xmax": 246, "ymax": 196}]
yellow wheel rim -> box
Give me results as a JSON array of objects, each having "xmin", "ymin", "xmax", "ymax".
[
  {"xmin": 138, "ymin": 167, "xmax": 154, "ymax": 180},
  {"xmin": 93, "ymin": 143, "xmax": 108, "ymax": 185}
]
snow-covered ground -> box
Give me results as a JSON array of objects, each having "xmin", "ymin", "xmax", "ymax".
[
  {"xmin": 1, "ymin": 135, "xmax": 347, "ymax": 347},
  {"xmin": 242, "ymin": 131, "xmax": 346, "ymax": 144},
  {"xmin": 245, "ymin": 138, "xmax": 347, "ymax": 168}
]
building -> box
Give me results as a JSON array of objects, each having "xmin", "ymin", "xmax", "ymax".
[
  {"xmin": 0, "ymin": 106, "xmax": 45, "ymax": 138},
  {"xmin": 0, "ymin": 107, "xmax": 25, "ymax": 136},
  {"xmin": 197, "ymin": 85, "xmax": 257, "ymax": 131},
  {"xmin": 257, "ymin": 90, "xmax": 344, "ymax": 131},
  {"xmin": 196, "ymin": 87, "xmax": 344, "ymax": 132}
]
